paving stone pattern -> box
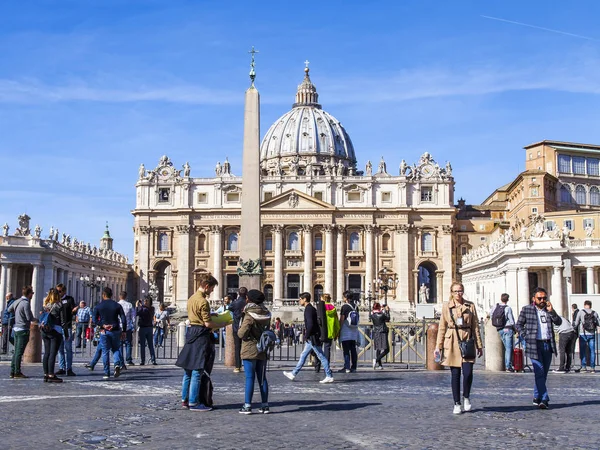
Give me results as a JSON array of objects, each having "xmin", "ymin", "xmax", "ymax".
[{"xmin": 2, "ymin": 360, "xmax": 600, "ymax": 449}]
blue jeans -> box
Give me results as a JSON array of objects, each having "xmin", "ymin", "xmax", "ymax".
[
  {"xmin": 121, "ymin": 330, "xmax": 133, "ymax": 363},
  {"xmin": 138, "ymin": 327, "xmax": 156, "ymax": 363},
  {"xmin": 498, "ymin": 329, "xmax": 514, "ymax": 370},
  {"xmin": 532, "ymin": 341, "xmax": 553, "ymax": 402},
  {"xmin": 58, "ymin": 327, "xmax": 73, "ymax": 370},
  {"xmin": 579, "ymin": 334, "xmax": 596, "ymax": 368},
  {"xmin": 181, "ymin": 369, "xmax": 201, "ymax": 405},
  {"xmin": 154, "ymin": 327, "xmax": 165, "ymax": 347},
  {"xmin": 100, "ymin": 330, "xmax": 123, "ymax": 376},
  {"xmin": 243, "ymin": 359, "xmax": 268, "ymax": 406},
  {"xmin": 342, "ymin": 340, "xmax": 358, "ymax": 370},
  {"xmin": 75, "ymin": 323, "xmax": 88, "ymax": 348},
  {"xmin": 293, "ymin": 339, "xmax": 332, "ymax": 377},
  {"xmin": 90, "ymin": 343, "xmax": 103, "ymax": 367}
]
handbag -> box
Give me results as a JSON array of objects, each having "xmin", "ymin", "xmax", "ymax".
[{"xmin": 449, "ymin": 306, "xmax": 476, "ymax": 359}]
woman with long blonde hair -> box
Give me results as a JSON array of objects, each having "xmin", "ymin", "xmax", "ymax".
[{"xmin": 41, "ymin": 288, "xmax": 64, "ymax": 383}]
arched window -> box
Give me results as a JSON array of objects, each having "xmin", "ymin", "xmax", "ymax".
[
  {"xmin": 421, "ymin": 232, "xmax": 433, "ymax": 252},
  {"xmin": 591, "ymin": 186, "xmax": 600, "ymax": 206},
  {"xmin": 288, "ymin": 232, "xmax": 299, "ymax": 250},
  {"xmin": 158, "ymin": 232, "xmax": 169, "ymax": 251},
  {"xmin": 349, "ymin": 232, "xmax": 360, "ymax": 251},
  {"xmin": 264, "ymin": 284, "xmax": 273, "ymax": 302},
  {"xmin": 575, "ymin": 185, "xmax": 587, "ymax": 205},
  {"xmin": 382, "ymin": 233, "xmax": 391, "ymax": 251},
  {"xmin": 228, "ymin": 232, "xmax": 238, "ymax": 251},
  {"xmin": 560, "ymin": 185, "xmax": 572, "ymax": 204},
  {"xmin": 198, "ymin": 234, "xmax": 206, "ymax": 252},
  {"xmin": 314, "ymin": 233, "xmax": 323, "ymax": 251}
]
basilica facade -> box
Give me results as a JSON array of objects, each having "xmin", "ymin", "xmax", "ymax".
[{"xmin": 132, "ymin": 67, "xmax": 456, "ymax": 311}]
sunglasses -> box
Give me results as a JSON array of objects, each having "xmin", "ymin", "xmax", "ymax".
[
  {"xmin": 535, "ymin": 297, "xmax": 547, "ymax": 301},
  {"xmin": 452, "ymin": 290, "xmax": 464, "ymax": 293}
]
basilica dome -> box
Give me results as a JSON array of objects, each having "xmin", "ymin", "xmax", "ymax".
[{"xmin": 260, "ymin": 67, "xmax": 356, "ymax": 177}]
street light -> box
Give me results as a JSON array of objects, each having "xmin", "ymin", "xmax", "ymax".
[
  {"xmin": 80, "ymin": 266, "xmax": 106, "ymax": 309},
  {"xmin": 374, "ymin": 267, "xmax": 399, "ymax": 306}
]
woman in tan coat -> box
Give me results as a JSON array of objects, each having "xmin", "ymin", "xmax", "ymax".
[{"xmin": 435, "ymin": 281, "xmax": 483, "ymax": 414}]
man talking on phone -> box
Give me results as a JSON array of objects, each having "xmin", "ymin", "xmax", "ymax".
[{"xmin": 515, "ymin": 287, "xmax": 562, "ymax": 409}]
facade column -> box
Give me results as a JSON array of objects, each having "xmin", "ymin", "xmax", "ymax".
[
  {"xmin": 395, "ymin": 225, "xmax": 410, "ymax": 302},
  {"xmin": 336, "ymin": 225, "xmax": 345, "ymax": 303},
  {"xmin": 324, "ymin": 225, "xmax": 334, "ymax": 297},
  {"xmin": 551, "ymin": 266, "xmax": 565, "ymax": 317},
  {"xmin": 211, "ymin": 225, "xmax": 223, "ymax": 300},
  {"xmin": 302, "ymin": 225, "xmax": 313, "ymax": 294},
  {"xmin": 176, "ymin": 225, "xmax": 192, "ymax": 307},
  {"xmin": 273, "ymin": 225, "xmax": 283, "ymax": 300},
  {"xmin": 586, "ymin": 266, "xmax": 595, "ymax": 295},
  {"xmin": 365, "ymin": 225, "xmax": 374, "ymax": 297},
  {"xmin": 517, "ymin": 268, "xmax": 530, "ymax": 314},
  {"xmin": 5, "ymin": 264, "xmax": 14, "ymax": 300},
  {"xmin": 436, "ymin": 271, "xmax": 444, "ymax": 304},
  {"xmin": 138, "ymin": 226, "xmax": 151, "ymax": 297},
  {"xmin": 413, "ymin": 270, "xmax": 419, "ymax": 305},
  {"xmin": 441, "ymin": 225, "xmax": 453, "ymax": 301}
]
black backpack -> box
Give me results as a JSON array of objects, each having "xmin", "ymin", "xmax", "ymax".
[
  {"xmin": 582, "ymin": 311, "xmax": 598, "ymax": 333},
  {"xmin": 491, "ymin": 304, "xmax": 507, "ymax": 330}
]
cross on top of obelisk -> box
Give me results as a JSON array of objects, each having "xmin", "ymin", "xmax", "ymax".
[{"xmin": 249, "ymin": 46, "xmax": 259, "ymax": 86}]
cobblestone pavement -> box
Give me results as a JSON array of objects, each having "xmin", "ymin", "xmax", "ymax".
[{"xmin": 2, "ymin": 360, "xmax": 600, "ymax": 449}]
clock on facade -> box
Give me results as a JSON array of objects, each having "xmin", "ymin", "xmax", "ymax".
[{"xmin": 421, "ymin": 164, "xmax": 434, "ymax": 178}]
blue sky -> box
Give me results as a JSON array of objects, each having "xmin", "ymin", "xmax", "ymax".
[{"xmin": 1, "ymin": 0, "xmax": 600, "ymax": 258}]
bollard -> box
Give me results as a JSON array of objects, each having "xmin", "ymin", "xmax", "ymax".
[
  {"xmin": 426, "ymin": 323, "xmax": 443, "ymax": 370},
  {"xmin": 484, "ymin": 320, "xmax": 505, "ymax": 372},
  {"xmin": 23, "ymin": 321, "xmax": 42, "ymax": 363},
  {"xmin": 177, "ymin": 321, "xmax": 186, "ymax": 351},
  {"xmin": 225, "ymin": 325, "xmax": 235, "ymax": 367}
]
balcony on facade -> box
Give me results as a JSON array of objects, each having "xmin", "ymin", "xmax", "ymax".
[
  {"xmin": 223, "ymin": 250, "xmax": 240, "ymax": 259},
  {"xmin": 284, "ymin": 249, "xmax": 303, "ymax": 258},
  {"xmin": 155, "ymin": 250, "xmax": 173, "ymax": 258},
  {"xmin": 346, "ymin": 250, "xmax": 364, "ymax": 259}
]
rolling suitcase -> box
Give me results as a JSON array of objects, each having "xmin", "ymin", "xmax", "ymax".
[{"xmin": 513, "ymin": 347, "xmax": 524, "ymax": 372}]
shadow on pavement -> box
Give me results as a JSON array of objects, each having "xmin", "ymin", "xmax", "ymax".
[{"xmin": 482, "ymin": 399, "xmax": 600, "ymax": 412}]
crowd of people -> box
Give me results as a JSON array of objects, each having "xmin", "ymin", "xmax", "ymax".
[
  {"xmin": 2, "ymin": 275, "xmax": 598, "ymax": 416},
  {"xmin": 2, "ymin": 284, "xmax": 171, "ymax": 382}
]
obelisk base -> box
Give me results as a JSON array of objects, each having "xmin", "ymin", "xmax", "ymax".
[{"xmin": 238, "ymin": 274, "xmax": 262, "ymax": 291}]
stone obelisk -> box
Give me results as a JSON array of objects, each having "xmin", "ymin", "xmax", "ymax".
[{"xmin": 238, "ymin": 47, "xmax": 262, "ymax": 291}]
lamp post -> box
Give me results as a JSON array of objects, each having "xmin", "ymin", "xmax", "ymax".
[
  {"xmin": 148, "ymin": 282, "xmax": 159, "ymax": 304},
  {"xmin": 374, "ymin": 267, "xmax": 399, "ymax": 306},
  {"xmin": 80, "ymin": 266, "xmax": 105, "ymax": 309}
]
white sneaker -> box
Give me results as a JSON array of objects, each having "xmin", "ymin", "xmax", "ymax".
[
  {"xmin": 453, "ymin": 403, "xmax": 462, "ymax": 415},
  {"xmin": 320, "ymin": 376, "xmax": 334, "ymax": 383},
  {"xmin": 283, "ymin": 371, "xmax": 295, "ymax": 381},
  {"xmin": 372, "ymin": 359, "xmax": 377, "ymax": 370},
  {"xmin": 463, "ymin": 397, "xmax": 472, "ymax": 412}
]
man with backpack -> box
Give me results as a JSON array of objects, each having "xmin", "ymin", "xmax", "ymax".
[
  {"xmin": 489, "ymin": 293, "xmax": 516, "ymax": 372},
  {"xmin": 1, "ymin": 292, "xmax": 16, "ymax": 354},
  {"xmin": 8, "ymin": 286, "xmax": 34, "ymax": 378},
  {"xmin": 573, "ymin": 300, "xmax": 600, "ymax": 373},
  {"xmin": 339, "ymin": 291, "xmax": 359, "ymax": 373}
]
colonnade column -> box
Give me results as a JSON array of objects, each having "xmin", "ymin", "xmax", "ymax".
[
  {"xmin": 324, "ymin": 225, "xmax": 334, "ymax": 297},
  {"xmin": 505, "ymin": 268, "xmax": 518, "ymax": 312},
  {"xmin": 365, "ymin": 225, "xmax": 374, "ymax": 295},
  {"xmin": 32, "ymin": 264, "xmax": 42, "ymax": 316},
  {"xmin": 336, "ymin": 225, "xmax": 345, "ymax": 303},
  {"xmin": 176, "ymin": 225, "xmax": 191, "ymax": 307},
  {"xmin": 0, "ymin": 263, "xmax": 8, "ymax": 311},
  {"xmin": 302, "ymin": 225, "xmax": 312, "ymax": 294},
  {"xmin": 551, "ymin": 266, "xmax": 565, "ymax": 317},
  {"xmin": 273, "ymin": 225, "xmax": 283, "ymax": 300},
  {"xmin": 586, "ymin": 266, "xmax": 595, "ymax": 294},
  {"xmin": 395, "ymin": 225, "xmax": 410, "ymax": 302},
  {"xmin": 211, "ymin": 225, "xmax": 223, "ymax": 300},
  {"xmin": 517, "ymin": 268, "xmax": 529, "ymax": 314}
]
